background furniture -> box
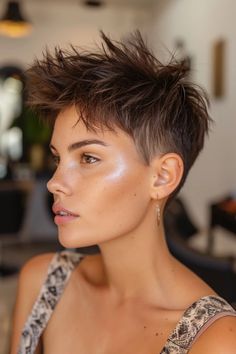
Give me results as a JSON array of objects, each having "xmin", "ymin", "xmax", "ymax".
[
  {"xmin": 0, "ymin": 184, "xmax": 26, "ymax": 276},
  {"xmin": 208, "ymin": 197, "xmax": 236, "ymax": 254},
  {"xmin": 164, "ymin": 197, "xmax": 236, "ymax": 304}
]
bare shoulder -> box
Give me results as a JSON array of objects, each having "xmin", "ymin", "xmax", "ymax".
[
  {"xmin": 190, "ymin": 315, "xmax": 236, "ymax": 354},
  {"xmin": 172, "ymin": 257, "xmax": 216, "ymax": 304},
  {"xmin": 17, "ymin": 252, "xmax": 56, "ymax": 303},
  {"xmin": 21, "ymin": 251, "xmax": 54, "ymax": 277},
  {"xmin": 10, "ymin": 252, "xmax": 55, "ymax": 354}
]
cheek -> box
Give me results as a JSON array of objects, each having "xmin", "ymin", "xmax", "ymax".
[
  {"xmin": 58, "ymin": 166, "xmax": 150, "ymax": 247},
  {"xmin": 101, "ymin": 157, "xmax": 146, "ymax": 200},
  {"xmin": 91, "ymin": 174, "xmax": 150, "ymax": 242},
  {"xmin": 103, "ymin": 157, "xmax": 127, "ymax": 182},
  {"xmin": 70, "ymin": 156, "xmax": 150, "ymax": 224},
  {"xmin": 94, "ymin": 165, "xmax": 150, "ymax": 221}
]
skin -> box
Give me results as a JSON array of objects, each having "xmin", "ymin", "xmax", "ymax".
[{"xmin": 10, "ymin": 105, "xmax": 236, "ymax": 353}]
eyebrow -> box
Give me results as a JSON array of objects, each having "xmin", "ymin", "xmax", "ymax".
[{"xmin": 50, "ymin": 139, "xmax": 109, "ymax": 152}]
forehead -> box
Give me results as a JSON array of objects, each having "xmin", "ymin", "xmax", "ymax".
[{"xmin": 51, "ymin": 106, "xmax": 137, "ymax": 154}]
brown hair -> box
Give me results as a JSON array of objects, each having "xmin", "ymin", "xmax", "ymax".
[{"xmin": 26, "ymin": 31, "xmax": 211, "ymax": 194}]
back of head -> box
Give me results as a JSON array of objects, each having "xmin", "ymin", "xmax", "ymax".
[{"xmin": 26, "ymin": 31, "xmax": 211, "ymax": 196}]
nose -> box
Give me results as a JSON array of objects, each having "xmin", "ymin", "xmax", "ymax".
[{"xmin": 47, "ymin": 168, "xmax": 71, "ymax": 196}]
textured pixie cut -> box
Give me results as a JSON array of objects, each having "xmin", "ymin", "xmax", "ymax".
[{"xmin": 26, "ymin": 31, "xmax": 211, "ymax": 193}]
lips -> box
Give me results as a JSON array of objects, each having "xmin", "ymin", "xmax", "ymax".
[
  {"xmin": 52, "ymin": 204, "xmax": 79, "ymax": 217},
  {"xmin": 52, "ymin": 204, "xmax": 79, "ymax": 225}
]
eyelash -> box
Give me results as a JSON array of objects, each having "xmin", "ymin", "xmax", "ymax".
[
  {"xmin": 81, "ymin": 153, "xmax": 100, "ymax": 164},
  {"xmin": 51, "ymin": 153, "xmax": 100, "ymax": 166}
]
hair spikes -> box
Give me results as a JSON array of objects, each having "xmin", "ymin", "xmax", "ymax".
[{"xmin": 26, "ymin": 31, "xmax": 212, "ymax": 196}]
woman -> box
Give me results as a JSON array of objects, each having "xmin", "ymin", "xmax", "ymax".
[{"xmin": 11, "ymin": 32, "xmax": 236, "ymax": 353}]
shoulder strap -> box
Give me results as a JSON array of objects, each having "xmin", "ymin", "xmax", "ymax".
[
  {"xmin": 18, "ymin": 250, "xmax": 84, "ymax": 354},
  {"xmin": 161, "ymin": 295, "xmax": 236, "ymax": 354}
]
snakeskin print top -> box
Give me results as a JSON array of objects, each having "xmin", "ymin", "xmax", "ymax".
[{"xmin": 17, "ymin": 250, "xmax": 236, "ymax": 354}]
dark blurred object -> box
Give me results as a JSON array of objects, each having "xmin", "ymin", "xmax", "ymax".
[
  {"xmin": 208, "ymin": 196, "xmax": 236, "ymax": 254},
  {"xmin": 83, "ymin": 0, "xmax": 104, "ymax": 7},
  {"xmin": 164, "ymin": 197, "xmax": 236, "ymax": 304},
  {"xmin": 164, "ymin": 197, "xmax": 199, "ymax": 240},
  {"xmin": 0, "ymin": 189, "xmax": 24, "ymax": 232},
  {"xmin": 0, "ymin": 0, "xmax": 32, "ymax": 38},
  {"xmin": 0, "ymin": 65, "xmax": 24, "ymax": 80},
  {"xmin": 0, "ymin": 186, "xmax": 25, "ymax": 276}
]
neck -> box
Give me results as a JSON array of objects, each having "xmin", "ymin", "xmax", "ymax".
[{"xmin": 98, "ymin": 218, "xmax": 175, "ymax": 307}]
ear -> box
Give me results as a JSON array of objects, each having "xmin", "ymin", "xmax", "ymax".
[{"xmin": 149, "ymin": 153, "xmax": 184, "ymax": 200}]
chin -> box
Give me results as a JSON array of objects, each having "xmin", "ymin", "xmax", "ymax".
[{"xmin": 57, "ymin": 229, "xmax": 98, "ymax": 249}]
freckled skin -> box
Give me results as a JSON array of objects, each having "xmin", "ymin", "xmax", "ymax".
[{"xmin": 47, "ymin": 106, "xmax": 152, "ymax": 249}]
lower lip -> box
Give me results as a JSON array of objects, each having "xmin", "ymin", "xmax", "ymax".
[{"xmin": 54, "ymin": 215, "xmax": 79, "ymax": 225}]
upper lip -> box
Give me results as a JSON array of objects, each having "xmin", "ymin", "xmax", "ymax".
[{"xmin": 52, "ymin": 204, "xmax": 79, "ymax": 217}]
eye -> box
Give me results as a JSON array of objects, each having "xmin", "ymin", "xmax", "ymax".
[{"xmin": 81, "ymin": 153, "xmax": 100, "ymax": 164}]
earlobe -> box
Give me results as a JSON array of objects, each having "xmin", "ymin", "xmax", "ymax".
[{"xmin": 150, "ymin": 153, "xmax": 184, "ymax": 200}]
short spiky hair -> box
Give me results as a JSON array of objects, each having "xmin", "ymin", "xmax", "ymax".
[{"xmin": 26, "ymin": 31, "xmax": 211, "ymax": 193}]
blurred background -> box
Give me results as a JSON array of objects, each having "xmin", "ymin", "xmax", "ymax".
[{"xmin": 1, "ymin": 0, "xmax": 236, "ymax": 352}]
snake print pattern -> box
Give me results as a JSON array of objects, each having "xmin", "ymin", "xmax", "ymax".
[
  {"xmin": 18, "ymin": 251, "xmax": 84, "ymax": 354},
  {"xmin": 161, "ymin": 295, "xmax": 236, "ymax": 353}
]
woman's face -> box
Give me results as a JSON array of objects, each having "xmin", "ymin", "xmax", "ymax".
[{"xmin": 47, "ymin": 106, "xmax": 153, "ymax": 248}]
